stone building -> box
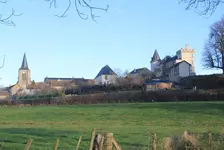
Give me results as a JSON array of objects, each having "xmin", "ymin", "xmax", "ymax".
[
  {"xmin": 18, "ymin": 53, "xmax": 31, "ymax": 89},
  {"xmin": 151, "ymin": 44, "xmax": 196, "ymax": 83},
  {"xmin": 8, "ymin": 53, "xmax": 32, "ymax": 96},
  {"xmin": 94, "ymin": 65, "xmax": 117, "ymax": 85}
]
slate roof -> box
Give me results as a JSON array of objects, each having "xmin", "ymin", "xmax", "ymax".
[
  {"xmin": 171, "ymin": 60, "xmax": 191, "ymax": 68},
  {"xmin": 129, "ymin": 68, "xmax": 151, "ymax": 75},
  {"xmin": 44, "ymin": 77, "xmax": 74, "ymax": 83},
  {"xmin": 161, "ymin": 55, "xmax": 177, "ymax": 64},
  {"xmin": 20, "ymin": 53, "xmax": 29, "ymax": 70},
  {"xmin": 151, "ymin": 50, "xmax": 161, "ymax": 63},
  {"xmin": 0, "ymin": 90, "xmax": 10, "ymax": 96},
  {"xmin": 144, "ymin": 79, "xmax": 172, "ymax": 85},
  {"xmin": 95, "ymin": 65, "xmax": 117, "ymax": 79},
  {"xmin": 71, "ymin": 78, "xmax": 95, "ymax": 86},
  {"xmin": 48, "ymin": 80, "xmax": 71, "ymax": 87},
  {"xmin": 27, "ymin": 82, "xmax": 47, "ymax": 89}
]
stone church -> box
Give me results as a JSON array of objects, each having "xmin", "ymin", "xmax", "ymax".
[{"xmin": 8, "ymin": 53, "xmax": 32, "ymax": 95}]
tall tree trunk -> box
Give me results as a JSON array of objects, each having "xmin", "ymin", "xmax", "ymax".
[{"xmin": 222, "ymin": 55, "xmax": 224, "ymax": 74}]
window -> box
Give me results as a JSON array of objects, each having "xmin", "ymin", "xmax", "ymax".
[
  {"xmin": 174, "ymin": 67, "xmax": 179, "ymax": 76},
  {"xmin": 105, "ymin": 75, "xmax": 108, "ymax": 80}
]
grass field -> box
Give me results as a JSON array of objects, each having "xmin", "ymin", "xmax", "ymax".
[{"xmin": 0, "ymin": 102, "xmax": 223, "ymax": 150}]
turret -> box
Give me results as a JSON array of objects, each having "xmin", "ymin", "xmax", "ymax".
[{"xmin": 150, "ymin": 49, "xmax": 161, "ymax": 72}]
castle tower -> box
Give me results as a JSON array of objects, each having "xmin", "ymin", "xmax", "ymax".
[
  {"xmin": 150, "ymin": 49, "xmax": 161, "ymax": 72},
  {"xmin": 176, "ymin": 44, "xmax": 195, "ymax": 74},
  {"xmin": 18, "ymin": 53, "xmax": 31, "ymax": 89}
]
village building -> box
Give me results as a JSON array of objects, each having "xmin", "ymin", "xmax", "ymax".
[
  {"xmin": 44, "ymin": 77, "xmax": 74, "ymax": 90},
  {"xmin": 94, "ymin": 65, "xmax": 117, "ymax": 85},
  {"xmin": 0, "ymin": 89, "xmax": 10, "ymax": 100},
  {"xmin": 7, "ymin": 53, "xmax": 34, "ymax": 96},
  {"xmin": 151, "ymin": 44, "xmax": 195, "ymax": 83},
  {"xmin": 129, "ymin": 68, "xmax": 152, "ymax": 77},
  {"xmin": 44, "ymin": 77, "xmax": 94, "ymax": 90},
  {"xmin": 144, "ymin": 79, "xmax": 173, "ymax": 90},
  {"xmin": 127, "ymin": 68, "xmax": 153, "ymax": 85},
  {"xmin": 169, "ymin": 61, "xmax": 192, "ymax": 83},
  {"xmin": 5, "ymin": 53, "xmax": 45, "ymax": 97}
]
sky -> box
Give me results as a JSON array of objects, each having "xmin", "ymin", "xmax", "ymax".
[{"xmin": 0, "ymin": 0, "xmax": 224, "ymax": 87}]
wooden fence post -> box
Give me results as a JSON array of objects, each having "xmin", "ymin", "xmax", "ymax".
[
  {"xmin": 112, "ymin": 137, "xmax": 122, "ymax": 150},
  {"xmin": 152, "ymin": 133, "xmax": 156, "ymax": 150},
  {"xmin": 103, "ymin": 132, "xmax": 113, "ymax": 150},
  {"xmin": 89, "ymin": 129, "xmax": 96, "ymax": 150},
  {"xmin": 54, "ymin": 138, "xmax": 60, "ymax": 150},
  {"xmin": 75, "ymin": 135, "xmax": 83, "ymax": 150},
  {"xmin": 99, "ymin": 135, "xmax": 105, "ymax": 150},
  {"xmin": 24, "ymin": 139, "xmax": 33, "ymax": 150},
  {"xmin": 208, "ymin": 132, "xmax": 212, "ymax": 150}
]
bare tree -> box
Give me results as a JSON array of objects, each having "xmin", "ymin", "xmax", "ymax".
[
  {"xmin": 1, "ymin": 0, "xmax": 222, "ymax": 26},
  {"xmin": 179, "ymin": 0, "xmax": 223, "ymax": 16},
  {"xmin": 202, "ymin": 16, "xmax": 224, "ymax": 73},
  {"xmin": 0, "ymin": 0, "xmax": 108, "ymax": 26},
  {"xmin": 0, "ymin": 1, "xmax": 22, "ymax": 26},
  {"xmin": 45, "ymin": 0, "xmax": 109, "ymax": 21},
  {"xmin": 0, "ymin": 55, "xmax": 5, "ymax": 81},
  {"xmin": 113, "ymin": 68, "xmax": 124, "ymax": 78},
  {"xmin": 0, "ymin": 55, "xmax": 5, "ymax": 70}
]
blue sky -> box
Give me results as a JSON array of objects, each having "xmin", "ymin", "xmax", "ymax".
[{"xmin": 0, "ymin": 0, "xmax": 223, "ymax": 87}]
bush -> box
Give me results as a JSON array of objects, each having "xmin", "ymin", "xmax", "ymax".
[
  {"xmin": 5, "ymin": 90, "xmax": 224, "ymax": 106},
  {"xmin": 180, "ymin": 74, "xmax": 224, "ymax": 89}
]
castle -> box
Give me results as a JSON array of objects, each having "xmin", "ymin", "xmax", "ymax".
[{"xmin": 150, "ymin": 44, "xmax": 195, "ymax": 83}]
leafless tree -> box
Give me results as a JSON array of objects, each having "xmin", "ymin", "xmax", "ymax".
[
  {"xmin": 113, "ymin": 68, "xmax": 123, "ymax": 77},
  {"xmin": 0, "ymin": 55, "xmax": 5, "ymax": 81},
  {"xmin": 0, "ymin": 55, "xmax": 5, "ymax": 70},
  {"xmin": 0, "ymin": 0, "xmax": 108, "ymax": 26},
  {"xmin": 202, "ymin": 16, "xmax": 224, "ymax": 73},
  {"xmin": 0, "ymin": 1, "xmax": 22, "ymax": 26},
  {"xmin": 46, "ymin": 0, "xmax": 109, "ymax": 21},
  {"xmin": 179, "ymin": 0, "xmax": 223, "ymax": 16},
  {"xmin": 1, "ymin": 0, "xmax": 222, "ymax": 27}
]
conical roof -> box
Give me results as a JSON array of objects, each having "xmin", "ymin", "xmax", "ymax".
[
  {"xmin": 151, "ymin": 49, "xmax": 161, "ymax": 63},
  {"xmin": 20, "ymin": 53, "xmax": 29, "ymax": 70}
]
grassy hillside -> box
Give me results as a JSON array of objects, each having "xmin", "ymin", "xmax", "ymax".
[{"xmin": 0, "ymin": 102, "xmax": 223, "ymax": 149}]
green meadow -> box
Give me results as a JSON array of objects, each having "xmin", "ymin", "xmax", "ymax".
[{"xmin": 0, "ymin": 102, "xmax": 223, "ymax": 149}]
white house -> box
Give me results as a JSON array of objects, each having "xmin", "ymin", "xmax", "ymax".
[
  {"xmin": 169, "ymin": 61, "xmax": 191, "ymax": 83},
  {"xmin": 94, "ymin": 65, "xmax": 117, "ymax": 85}
]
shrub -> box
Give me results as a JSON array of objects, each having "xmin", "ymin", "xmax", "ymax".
[{"xmin": 180, "ymin": 74, "xmax": 224, "ymax": 89}]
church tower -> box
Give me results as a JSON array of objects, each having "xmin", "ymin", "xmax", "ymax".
[
  {"xmin": 150, "ymin": 49, "xmax": 161, "ymax": 72},
  {"xmin": 18, "ymin": 53, "xmax": 31, "ymax": 89}
]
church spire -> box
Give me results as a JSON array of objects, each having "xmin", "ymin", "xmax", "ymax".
[
  {"xmin": 20, "ymin": 53, "xmax": 29, "ymax": 70},
  {"xmin": 151, "ymin": 49, "xmax": 161, "ymax": 63}
]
